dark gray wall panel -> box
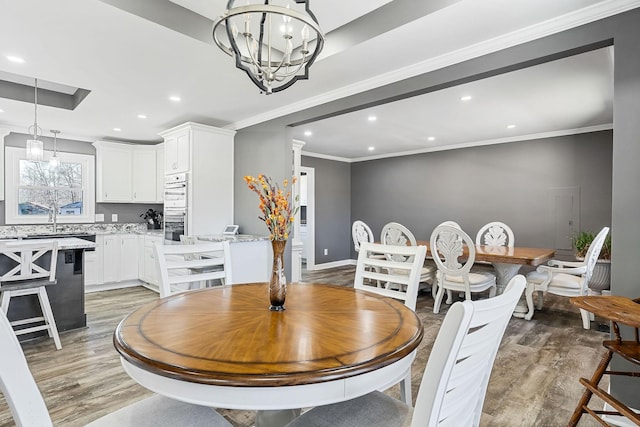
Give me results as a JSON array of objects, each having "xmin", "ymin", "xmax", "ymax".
[
  {"xmin": 301, "ymin": 156, "xmax": 351, "ymax": 264},
  {"xmin": 350, "ymin": 131, "xmax": 612, "ymax": 258}
]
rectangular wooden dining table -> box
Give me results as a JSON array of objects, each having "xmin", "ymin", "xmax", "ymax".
[
  {"xmin": 417, "ymin": 241, "xmax": 555, "ymax": 316},
  {"xmin": 113, "ymin": 282, "xmax": 424, "ymax": 427}
]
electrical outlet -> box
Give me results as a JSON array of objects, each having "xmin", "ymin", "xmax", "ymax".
[
  {"xmin": 111, "ymin": 214, "xmax": 118, "ymax": 222},
  {"xmin": 323, "ymin": 248, "xmax": 328, "ymax": 256},
  {"xmin": 95, "ymin": 214, "xmax": 104, "ymax": 222}
]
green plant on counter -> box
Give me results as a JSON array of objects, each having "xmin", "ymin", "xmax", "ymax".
[
  {"xmin": 140, "ymin": 209, "xmax": 163, "ymax": 226},
  {"xmin": 573, "ymin": 230, "xmax": 611, "ymax": 260}
]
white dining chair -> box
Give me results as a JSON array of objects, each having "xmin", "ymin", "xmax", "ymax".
[
  {"xmin": 352, "ymin": 220, "xmax": 385, "ymax": 286},
  {"xmin": 0, "ymin": 241, "xmax": 62, "ymax": 350},
  {"xmin": 525, "ymin": 226, "xmax": 609, "ymax": 329},
  {"xmin": 0, "ymin": 306, "xmax": 232, "ymax": 427},
  {"xmin": 154, "ymin": 241, "xmax": 233, "ymax": 298},
  {"xmin": 180, "ymin": 235, "xmax": 226, "ymax": 287},
  {"xmin": 381, "ymin": 222, "xmax": 435, "ymax": 293},
  {"xmin": 353, "ymin": 241, "xmax": 427, "ymax": 406},
  {"xmin": 476, "ymin": 221, "xmax": 515, "ymax": 247},
  {"xmin": 286, "ymin": 275, "xmax": 526, "ymax": 427},
  {"xmin": 430, "ymin": 225, "xmax": 497, "ymax": 314}
]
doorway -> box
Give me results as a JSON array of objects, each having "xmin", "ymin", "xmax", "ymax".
[{"xmin": 300, "ymin": 166, "xmax": 315, "ymax": 270}]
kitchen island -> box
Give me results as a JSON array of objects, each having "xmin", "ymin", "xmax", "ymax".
[
  {"xmin": 196, "ymin": 234, "xmax": 271, "ymax": 284},
  {"xmin": 1, "ymin": 237, "xmax": 96, "ymax": 340}
]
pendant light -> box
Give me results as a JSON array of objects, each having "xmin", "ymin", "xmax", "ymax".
[
  {"xmin": 49, "ymin": 129, "xmax": 60, "ymax": 168},
  {"xmin": 26, "ymin": 78, "xmax": 44, "ymax": 161}
]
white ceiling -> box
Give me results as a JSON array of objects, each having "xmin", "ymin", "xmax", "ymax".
[{"xmin": 0, "ymin": 0, "xmax": 632, "ymax": 160}]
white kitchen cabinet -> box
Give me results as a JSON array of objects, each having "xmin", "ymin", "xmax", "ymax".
[
  {"xmin": 95, "ymin": 143, "xmax": 132, "ymax": 202},
  {"xmin": 102, "ymin": 233, "xmax": 139, "ymax": 284},
  {"xmin": 139, "ymin": 234, "xmax": 163, "ymax": 286},
  {"xmin": 163, "ymin": 131, "xmax": 190, "ymax": 174},
  {"xmin": 84, "ymin": 235, "xmax": 104, "ymax": 288},
  {"xmin": 94, "ymin": 141, "xmax": 163, "ymax": 203},
  {"xmin": 156, "ymin": 143, "xmax": 164, "ymax": 202},
  {"xmin": 132, "ymin": 147, "xmax": 157, "ymax": 202},
  {"xmin": 159, "ymin": 122, "xmax": 236, "ymax": 236}
]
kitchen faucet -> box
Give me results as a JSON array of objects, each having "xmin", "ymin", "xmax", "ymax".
[{"xmin": 48, "ymin": 201, "xmax": 58, "ymax": 233}]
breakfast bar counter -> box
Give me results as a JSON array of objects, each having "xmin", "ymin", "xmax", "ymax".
[{"xmin": 0, "ymin": 237, "xmax": 96, "ymax": 339}]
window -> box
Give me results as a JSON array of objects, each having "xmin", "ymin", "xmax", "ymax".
[{"xmin": 5, "ymin": 147, "xmax": 95, "ymax": 224}]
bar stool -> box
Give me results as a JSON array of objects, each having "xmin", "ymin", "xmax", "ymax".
[
  {"xmin": 0, "ymin": 241, "xmax": 62, "ymax": 350},
  {"xmin": 568, "ymin": 295, "xmax": 640, "ymax": 426}
]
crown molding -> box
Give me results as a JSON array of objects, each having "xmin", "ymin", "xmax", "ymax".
[
  {"xmin": 229, "ymin": 0, "xmax": 639, "ymax": 131},
  {"xmin": 301, "ymin": 151, "xmax": 352, "ymax": 163}
]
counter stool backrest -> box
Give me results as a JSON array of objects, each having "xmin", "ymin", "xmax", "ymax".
[{"xmin": 0, "ymin": 241, "xmax": 58, "ymax": 284}]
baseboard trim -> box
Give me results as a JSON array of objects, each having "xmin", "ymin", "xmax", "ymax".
[
  {"xmin": 307, "ymin": 259, "xmax": 356, "ymax": 271},
  {"xmin": 84, "ymin": 280, "xmax": 143, "ymax": 293}
]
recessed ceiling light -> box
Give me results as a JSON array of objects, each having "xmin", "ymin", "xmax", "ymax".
[
  {"xmin": 507, "ymin": 124, "xmax": 516, "ymax": 129},
  {"xmin": 304, "ymin": 130, "xmax": 312, "ymax": 137},
  {"xmin": 113, "ymin": 127, "xmax": 122, "ymax": 132},
  {"xmin": 368, "ymin": 115, "xmax": 377, "ymax": 122},
  {"xmin": 169, "ymin": 95, "xmax": 181, "ymax": 102},
  {"xmin": 6, "ymin": 55, "xmax": 24, "ymax": 63},
  {"xmin": 137, "ymin": 114, "xmax": 147, "ymax": 119},
  {"xmin": 368, "ymin": 146, "xmax": 375, "ymax": 151},
  {"xmin": 427, "ymin": 136, "xmax": 435, "ymax": 142},
  {"xmin": 0, "ymin": 109, "xmax": 4, "ymax": 113},
  {"xmin": 460, "ymin": 95, "xmax": 472, "ymax": 101}
]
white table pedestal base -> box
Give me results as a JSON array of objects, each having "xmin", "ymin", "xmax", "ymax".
[
  {"xmin": 255, "ymin": 409, "xmax": 301, "ymax": 427},
  {"xmin": 492, "ymin": 263, "xmax": 528, "ymax": 316}
]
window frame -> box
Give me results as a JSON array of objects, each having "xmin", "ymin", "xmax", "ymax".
[{"xmin": 4, "ymin": 146, "xmax": 95, "ymax": 224}]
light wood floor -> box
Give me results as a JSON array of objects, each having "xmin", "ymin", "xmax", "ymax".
[{"xmin": 0, "ymin": 266, "xmax": 609, "ymax": 426}]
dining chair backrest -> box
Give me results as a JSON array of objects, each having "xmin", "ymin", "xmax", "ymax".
[
  {"xmin": 354, "ymin": 242, "xmax": 427, "ymax": 310},
  {"xmin": 430, "ymin": 225, "xmax": 476, "ymax": 278},
  {"xmin": 476, "ymin": 221, "xmax": 515, "ymax": 247},
  {"xmin": 0, "ymin": 241, "xmax": 59, "ymax": 285},
  {"xmin": 437, "ymin": 220, "xmax": 462, "ymax": 230},
  {"xmin": 411, "ymin": 275, "xmax": 526, "ymax": 427},
  {"xmin": 0, "ymin": 306, "xmax": 53, "ymax": 426},
  {"xmin": 352, "ymin": 220, "xmax": 376, "ymax": 253},
  {"xmin": 581, "ymin": 226, "xmax": 610, "ymax": 288},
  {"xmin": 381, "ymin": 222, "xmax": 417, "ymax": 247},
  {"xmin": 154, "ymin": 241, "xmax": 232, "ymax": 298}
]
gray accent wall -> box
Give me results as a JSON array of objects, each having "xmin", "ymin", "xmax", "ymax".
[
  {"xmin": 350, "ymin": 131, "xmax": 612, "ymax": 258},
  {"xmin": 301, "ymin": 156, "xmax": 351, "ymax": 264}
]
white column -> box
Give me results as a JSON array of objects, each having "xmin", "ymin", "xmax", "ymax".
[
  {"xmin": 291, "ymin": 140, "xmax": 305, "ymax": 282},
  {"xmin": 0, "ymin": 127, "xmax": 9, "ymax": 200}
]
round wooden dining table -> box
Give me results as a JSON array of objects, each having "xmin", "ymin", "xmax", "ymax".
[{"xmin": 114, "ymin": 283, "xmax": 424, "ymax": 426}]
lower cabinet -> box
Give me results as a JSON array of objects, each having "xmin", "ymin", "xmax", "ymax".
[
  {"xmin": 85, "ymin": 234, "xmax": 140, "ymax": 291},
  {"xmin": 139, "ymin": 234, "xmax": 163, "ymax": 288}
]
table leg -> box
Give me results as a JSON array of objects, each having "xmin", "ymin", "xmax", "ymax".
[
  {"xmin": 492, "ymin": 263, "xmax": 530, "ymax": 317},
  {"xmin": 255, "ymin": 409, "xmax": 301, "ymax": 427}
]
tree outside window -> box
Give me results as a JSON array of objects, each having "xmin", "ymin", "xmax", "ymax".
[{"xmin": 18, "ymin": 159, "xmax": 83, "ymax": 217}]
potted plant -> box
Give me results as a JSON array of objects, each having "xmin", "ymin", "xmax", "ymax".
[
  {"xmin": 140, "ymin": 209, "xmax": 163, "ymax": 229},
  {"xmin": 573, "ymin": 230, "xmax": 611, "ymax": 294}
]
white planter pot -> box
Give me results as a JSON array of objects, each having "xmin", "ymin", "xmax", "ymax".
[{"xmin": 589, "ymin": 260, "xmax": 611, "ymax": 294}]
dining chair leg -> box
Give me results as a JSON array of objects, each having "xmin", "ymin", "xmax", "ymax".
[
  {"xmin": 568, "ymin": 350, "xmax": 613, "ymax": 427},
  {"xmin": 433, "ymin": 287, "xmax": 445, "ymax": 314},
  {"xmin": 524, "ymin": 283, "xmax": 536, "ymax": 321},
  {"xmin": 399, "ymin": 371, "xmax": 412, "ymax": 407},
  {"xmin": 37, "ymin": 287, "xmax": 62, "ymax": 350}
]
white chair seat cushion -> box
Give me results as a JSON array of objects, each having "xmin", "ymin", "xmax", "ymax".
[
  {"xmin": 286, "ymin": 391, "xmax": 412, "ymax": 427},
  {"xmin": 444, "ymin": 271, "xmax": 495, "ymax": 286},
  {"xmin": 527, "ymin": 271, "xmax": 582, "ymax": 290},
  {"xmin": 86, "ymin": 395, "xmax": 232, "ymax": 427}
]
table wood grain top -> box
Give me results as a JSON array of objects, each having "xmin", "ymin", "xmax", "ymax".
[
  {"xmin": 570, "ymin": 296, "xmax": 640, "ymax": 329},
  {"xmin": 114, "ymin": 283, "xmax": 424, "ymax": 387},
  {"xmin": 416, "ymin": 241, "xmax": 555, "ymax": 266}
]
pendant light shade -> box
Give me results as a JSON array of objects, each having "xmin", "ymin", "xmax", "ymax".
[{"xmin": 26, "ymin": 78, "xmax": 44, "ymax": 161}]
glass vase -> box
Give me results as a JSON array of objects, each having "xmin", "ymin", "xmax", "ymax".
[{"xmin": 269, "ymin": 239, "xmax": 287, "ymax": 311}]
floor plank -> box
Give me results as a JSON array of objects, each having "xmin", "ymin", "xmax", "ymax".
[{"xmin": 0, "ymin": 267, "xmax": 610, "ymax": 426}]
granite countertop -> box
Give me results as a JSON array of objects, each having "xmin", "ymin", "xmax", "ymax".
[
  {"xmin": 197, "ymin": 234, "xmax": 270, "ymax": 243},
  {"xmin": 0, "ymin": 223, "xmax": 150, "ymax": 239},
  {"xmin": 0, "ymin": 237, "xmax": 96, "ymax": 250}
]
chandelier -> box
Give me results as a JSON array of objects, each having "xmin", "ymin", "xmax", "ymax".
[
  {"xmin": 26, "ymin": 78, "xmax": 44, "ymax": 161},
  {"xmin": 212, "ymin": 0, "xmax": 324, "ymax": 94}
]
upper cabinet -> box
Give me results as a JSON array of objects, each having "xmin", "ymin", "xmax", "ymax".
[
  {"xmin": 94, "ymin": 141, "xmax": 163, "ymax": 203},
  {"xmin": 163, "ymin": 131, "xmax": 190, "ymax": 174},
  {"xmin": 159, "ymin": 122, "xmax": 236, "ymax": 236}
]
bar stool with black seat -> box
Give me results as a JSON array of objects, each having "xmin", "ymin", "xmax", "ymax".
[
  {"xmin": 568, "ymin": 295, "xmax": 640, "ymax": 426},
  {"xmin": 0, "ymin": 241, "xmax": 62, "ymax": 350}
]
